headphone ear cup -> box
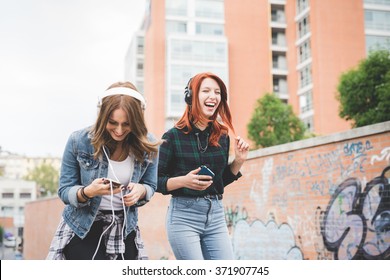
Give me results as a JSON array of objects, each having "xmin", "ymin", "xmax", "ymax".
[{"xmin": 184, "ymin": 86, "xmax": 192, "ymax": 105}]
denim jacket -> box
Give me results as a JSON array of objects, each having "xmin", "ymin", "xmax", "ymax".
[{"xmin": 58, "ymin": 127, "xmax": 158, "ymax": 239}]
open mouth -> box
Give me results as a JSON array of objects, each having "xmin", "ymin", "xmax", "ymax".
[{"xmin": 205, "ymin": 102, "xmax": 216, "ymax": 108}]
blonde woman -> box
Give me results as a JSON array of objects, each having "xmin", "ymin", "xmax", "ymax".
[{"xmin": 47, "ymin": 82, "xmax": 159, "ymax": 260}]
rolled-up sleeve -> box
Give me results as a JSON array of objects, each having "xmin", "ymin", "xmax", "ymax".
[{"xmin": 58, "ymin": 132, "xmax": 89, "ymax": 208}]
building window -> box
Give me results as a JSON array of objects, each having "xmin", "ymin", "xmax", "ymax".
[
  {"xmin": 299, "ymin": 91, "xmax": 313, "ymax": 113},
  {"xmin": 170, "ymin": 90, "xmax": 186, "ymax": 115},
  {"xmin": 137, "ymin": 62, "xmax": 144, "ymax": 76},
  {"xmin": 366, "ymin": 35, "xmax": 390, "ymax": 52},
  {"xmin": 196, "ymin": 22, "xmax": 224, "ymax": 35},
  {"xmin": 297, "ymin": 0, "xmax": 309, "ymax": 14},
  {"xmin": 170, "ymin": 64, "xmax": 227, "ymax": 87},
  {"xmin": 19, "ymin": 193, "xmax": 32, "ymax": 199},
  {"xmin": 2, "ymin": 192, "xmax": 14, "ymax": 199},
  {"xmin": 272, "ymin": 31, "xmax": 286, "ymax": 46},
  {"xmin": 302, "ymin": 116, "xmax": 314, "ymax": 131},
  {"xmin": 166, "ymin": 0, "xmax": 187, "ymax": 16},
  {"xmin": 298, "ymin": 16, "xmax": 310, "ymax": 38},
  {"xmin": 166, "ymin": 21, "xmax": 187, "ymax": 34},
  {"xmin": 137, "ymin": 37, "xmax": 144, "ymax": 54},
  {"xmin": 364, "ymin": 0, "xmax": 390, "ymax": 5},
  {"xmin": 273, "ymin": 77, "xmax": 288, "ymax": 94},
  {"xmin": 271, "ymin": 6, "xmax": 286, "ymax": 23},
  {"xmin": 299, "ymin": 64, "xmax": 312, "ymax": 88},
  {"xmin": 170, "ymin": 39, "xmax": 226, "ymax": 62},
  {"xmin": 195, "ymin": 0, "xmax": 224, "ymax": 19},
  {"xmin": 1, "ymin": 206, "xmax": 13, "ymax": 216},
  {"xmin": 136, "ymin": 81, "xmax": 144, "ymax": 95},
  {"xmin": 298, "ymin": 40, "xmax": 311, "ymax": 63},
  {"xmin": 365, "ymin": 10, "xmax": 390, "ymax": 31},
  {"xmin": 272, "ymin": 54, "xmax": 287, "ymax": 70}
]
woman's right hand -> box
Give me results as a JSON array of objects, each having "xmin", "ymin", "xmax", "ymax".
[
  {"xmin": 84, "ymin": 178, "xmax": 122, "ymax": 198},
  {"xmin": 185, "ymin": 167, "xmax": 213, "ymax": 191}
]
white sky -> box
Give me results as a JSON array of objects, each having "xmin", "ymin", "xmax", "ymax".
[{"xmin": 0, "ymin": 0, "xmax": 146, "ymax": 157}]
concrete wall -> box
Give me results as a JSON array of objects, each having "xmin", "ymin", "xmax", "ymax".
[{"xmin": 23, "ymin": 121, "xmax": 390, "ymax": 259}]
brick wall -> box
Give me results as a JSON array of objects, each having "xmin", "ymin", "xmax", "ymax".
[{"xmin": 23, "ymin": 121, "xmax": 390, "ymax": 259}]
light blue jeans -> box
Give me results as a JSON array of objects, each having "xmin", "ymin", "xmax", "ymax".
[{"xmin": 166, "ymin": 196, "xmax": 234, "ymax": 260}]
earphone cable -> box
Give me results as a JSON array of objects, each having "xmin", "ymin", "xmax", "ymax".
[{"xmin": 91, "ymin": 146, "xmax": 127, "ymax": 260}]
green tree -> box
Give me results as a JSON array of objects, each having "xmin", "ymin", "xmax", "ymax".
[
  {"xmin": 24, "ymin": 163, "xmax": 59, "ymax": 196},
  {"xmin": 247, "ymin": 93, "xmax": 306, "ymax": 148},
  {"xmin": 0, "ymin": 225, "xmax": 3, "ymax": 243},
  {"xmin": 337, "ymin": 49, "xmax": 390, "ymax": 127}
]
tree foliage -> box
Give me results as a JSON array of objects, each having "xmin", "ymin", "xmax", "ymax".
[
  {"xmin": 337, "ymin": 49, "xmax": 390, "ymax": 127},
  {"xmin": 247, "ymin": 93, "xmax": 306, "ymax": 148},
  {"xmin": 24, "ymin": 163, "xmax": 59, "ymax": 196},
  {"xmin": 0, "ymin": 226, "xmax": 3, "ymax": 243}
]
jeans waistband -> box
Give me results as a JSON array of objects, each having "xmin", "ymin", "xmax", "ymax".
[
  {"xmin": 204, "ymin": 194, "xmax": 223, "ymax": 200},
  {"xmin": 99, "ymin": 209, "xmax": 124, "ymax": 215},
  {"xmin": 173, "ymin": 194, "xmax": 223, "ymax": 200}
]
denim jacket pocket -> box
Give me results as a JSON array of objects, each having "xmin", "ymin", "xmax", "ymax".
[
  {"xmin": 77, "ymin": 152, "xmax": 99, "ymax": 170},
  {"xmin": 77, "ymin": 152, "xmax": 100, "ymax": 185}
]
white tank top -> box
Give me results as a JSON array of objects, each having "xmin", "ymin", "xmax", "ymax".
[{"xmin": 99, "ymin": 155, "xmax": 134, "ymax": 210}]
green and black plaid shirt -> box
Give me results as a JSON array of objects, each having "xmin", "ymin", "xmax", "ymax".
[{"xmin": 157, "ymin": 125, "xmax": 241, "ymax": 197}]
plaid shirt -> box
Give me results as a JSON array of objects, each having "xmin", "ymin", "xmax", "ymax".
[
  {"xmin": 46, "ymin": 212, "xmax": 148, "ymax": 260},
  {"xmin": 157, "ymin": 125, "xmax": 241, "ymax": 197}
]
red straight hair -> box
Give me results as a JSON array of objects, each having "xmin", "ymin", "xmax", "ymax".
[{"xmin": 175, "ymin": 72, "xmax": 235, "ymax": 146}]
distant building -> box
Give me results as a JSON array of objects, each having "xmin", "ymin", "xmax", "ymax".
[
  {"xmin": 0, "ymin": 150, "xmax": 61, "ymax": 180},
  {"xmin": 0, "ymin": 150, "xmax": 61, "ymax": 238},
  {"xmin": 126, "ymin": 0, "xmax": 390, "ymax": 140},
  {"xmin": 0, "ymin": 178, "xmax": 37, "ymax": 238}
]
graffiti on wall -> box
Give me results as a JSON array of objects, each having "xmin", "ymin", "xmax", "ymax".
[
  {"xmin": 231, "ymin": 217, "xmax": 303, "ymax": 260},
  {"xmin": 271, "ymin": 140, "xmax": 378, "ymax": 197},
  {"xmin": 223, "ymin": 137, "xmax": 388, "ymax": 260},
  {"xmin": 225, "ymin": 205, "xmax": 248, "ymax": 234},
  {"xmin": 225, "ymin": 205, "xmax": 303, "ymax": 260},
  {"xmin": 321, "ymin": 166, "xmax": 390, "ymax": 259},
  {"xmin": 371, "ymin": 147, "xmax": 390, "ymax": 165}
]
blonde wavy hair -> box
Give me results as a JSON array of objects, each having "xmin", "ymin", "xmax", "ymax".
[{"xmin": 91, "ymin": 82, "xmax": 160, "ymax": 162}]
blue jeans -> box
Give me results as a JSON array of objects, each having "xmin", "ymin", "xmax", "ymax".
[{"xmin": 166, "ymin": 196, "xmax": 234, "ymax": 260}]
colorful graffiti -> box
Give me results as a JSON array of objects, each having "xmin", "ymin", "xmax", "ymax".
[
  {"xmin": 225, "ymin": 205, "xmax": 248, "ymax": 234},
  {"xmin": 321, "ymin": 166, "xmax": 390, "ymax": 259}
]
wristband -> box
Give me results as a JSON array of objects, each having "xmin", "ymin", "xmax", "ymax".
[{"xmin": 80, "ymin": 186, "xmax": 92, "ymax": 200}]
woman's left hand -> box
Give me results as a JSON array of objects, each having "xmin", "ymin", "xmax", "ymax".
[
  {"xmin": 234, "ymin": 136, "xmax": 250, "ymax": 162},
  {"xmin": 122, "ymin": 183, "xmax": 146, "ymax": 206}
]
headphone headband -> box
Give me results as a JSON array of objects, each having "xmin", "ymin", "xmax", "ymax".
[{"xmin": 100, "ymin": 87, "xmax": 146, "ymax": 109}]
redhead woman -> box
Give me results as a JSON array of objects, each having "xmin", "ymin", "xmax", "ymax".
[{"xmin": 157, "ymin": 72, "xmax": 249, "ymax": 260}]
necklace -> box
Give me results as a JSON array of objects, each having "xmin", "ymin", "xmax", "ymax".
[{"xmin": 195, "ymin": 132, "xmax": 209, "ymax": 153}]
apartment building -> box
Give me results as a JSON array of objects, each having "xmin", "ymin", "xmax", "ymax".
[
  {"xmin": 0, "ymin": 150, "xmax": 61, "ymax": 180},
  {"xmin": 126, "ymin": 0, "xmax": 390, "ymax": 139},
  {"xmin": 0, "ymin": 178, "xmax": 37, "ymax": 238}
]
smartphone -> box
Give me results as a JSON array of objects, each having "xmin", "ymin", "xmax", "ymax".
[
  {"xmin": 198, "ymin": 165, "xmax": 215, "ymax": 178},
  {"xmin": 104, "ymin": 179, "xmax": 123, "ymax": 189}
]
